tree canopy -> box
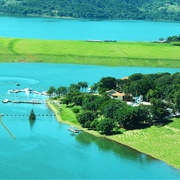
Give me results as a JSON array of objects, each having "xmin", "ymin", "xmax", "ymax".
[
  {"xmin": 0, "ymin": 0, "xmax": 180, "ymax": 21},
  {"xmin": 49, "ymin": 72, "xmax": 180, "ymax": 135}
]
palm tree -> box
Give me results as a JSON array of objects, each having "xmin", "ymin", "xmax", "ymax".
[
  {"xmin": 56, "ymin": 86, "xmax": 68, "ymax": 97},
  {"xmin": 82, "ymin": 82, "xmax": 88, "ymax": 92},
  {"xmin": 47, "ymin": 86, "xmax": 56, "ymax": 97},
  {"xmin": 78, "ymin": 81, "xmax": 88, "ymax": 92},
  {"xmin": 90, "ymin": 83, "xmax": 99, "ymax": 93}
]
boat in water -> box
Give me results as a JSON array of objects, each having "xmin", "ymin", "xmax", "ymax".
[{"xmin": 68, "ymin": 127, "xmax": 80, "ymax": 133}]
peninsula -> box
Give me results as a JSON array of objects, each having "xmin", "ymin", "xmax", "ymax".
[{"xmin": 47, "ymin": 72, "xmax": 180, "ymax": 170}]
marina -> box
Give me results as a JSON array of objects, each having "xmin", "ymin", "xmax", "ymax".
[{"xmin": 8, "ymin": 88, "xmax": 48, "ymax": 96}]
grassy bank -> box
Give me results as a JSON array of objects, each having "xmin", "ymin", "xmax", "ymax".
[
  {"xmin": 109, "ymin": 119, "xmax": 180, "ymax": 169},
  {"xmin": 47, "ymin": 100, "xmax": 180, "ymax": 169},
  {"xmin": 0, "ymin": 37, "xmax": 180, "ymax": 67}
]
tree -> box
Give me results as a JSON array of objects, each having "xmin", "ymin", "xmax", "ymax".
[
  {"xmin": 174, "ymin": 91, "xmax": 180, "ymax": 112},
  {"xmin": 68, "ymin": 83, "xmax": 80, "ymax": 94},
  {"xmin": 129, "ymin": 73, "xmax": 143, "ymax": 81},
  {"xmin": 1, "ymin": 0, "xmax": 180, "ymax": 21},
  {"xmin": 78, "ymin": 81, "xmax": 88, "ymax": 92},
  {"xmin": 67, "ymin": 84, "xmax": 82, "ymax": 105},
  {"xmin": 101, "ymin": 99, "xmax": 125, "ymax": 119},
  {"xmin": 128, "ymin": 79, "xmax": 152, "ymax": 97},
  {"xmin": 98, "ymin": 118, "xmax": 117, "ymax": 135},
  {"xmin": 114, "ymin": 105, "xmax": 151, "ymax": 130},
  {"xmin": 154, "ymin": 74, "xmax": 172, "ymax": 98},
  {"xmin": 98, "ymin": 77, "xmax": 117, "ymax": 93},
  {"xmin": 72, "ymin": 107, "xmax": 80, "ymax": 116},
  {"xmin": 150, "ymin": 99, "xmax": 170, "ymax": 122},
  {"xmin": 47, "ymin": 86, "xmax": 56, "ymax": 97},
  {"xmin": 90, "ymin": 83, "xmax": 99, "ymax": 93},
  {"xmin": 146, "ymin": 89, "xmax": 161, "ymax": 101},
  {"xmin": 82, "ymin": 94, "xmax": 100, "ymax": 111},
  {"xmin": 29, "ymin": 109, "xmax": 36, "ymax": 120},
  {"xmin": 56, "ymin": 86, "xmax": 67, "ymax": 97},
  {"xmin": 77, "ymin": 111, "xmax": 97, "ymax": 128},
  {"xmin": 90, "ymin": 119, "xmax": 99, "ymax": 130},
  {"xmin": 62, "ymin": 98, "xmax": 70, "ymax": 107}
]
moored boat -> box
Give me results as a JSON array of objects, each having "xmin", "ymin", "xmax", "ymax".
[{"xmin": 68, "ymin": 127, "xmax": 80, "ymax": 133}]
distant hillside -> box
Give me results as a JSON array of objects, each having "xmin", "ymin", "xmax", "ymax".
[{"xmin": 0, "ymin": 0, "xmax": 180, "ymax": 21}]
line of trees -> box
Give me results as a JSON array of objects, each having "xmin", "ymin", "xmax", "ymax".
[
  {"xmin": 48, "ymin": 72, "xmax": 180, "ymax": 135},
  {"xmin": 0, "ymin": 0, "xmax": 180, "ymax": 21}
]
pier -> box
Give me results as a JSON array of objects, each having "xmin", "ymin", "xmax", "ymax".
[{"xmin": 2, "ymin": 99, "xmax": 43, "ymax": 104}]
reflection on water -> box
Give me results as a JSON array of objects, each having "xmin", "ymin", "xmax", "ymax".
[
  {"xmin": 29, "ymin": 119, "xmax": 36, "ymax": 129},
  {"xmin": 75, "ymin": 132, "xmax": 154, "ymax": 165}
]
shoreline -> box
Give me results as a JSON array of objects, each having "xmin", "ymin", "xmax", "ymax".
[
  {"xmin": 0, "ymin": 13, "xmax": 180, "ymax": 23},
  {"xmin": 47, "ymin": 100, "xmax": 180, "ymax": 170}
]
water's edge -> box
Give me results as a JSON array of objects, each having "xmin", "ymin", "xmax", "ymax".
[{"xmin": 47, "ymin": 100, "xmax": 180, "ymax": 170}]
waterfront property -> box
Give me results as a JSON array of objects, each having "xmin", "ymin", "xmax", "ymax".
[{"xmin": 106, "ymin": 89, "xmax": 126, "ymax": 100}]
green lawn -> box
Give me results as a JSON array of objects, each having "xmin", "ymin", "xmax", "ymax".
[
  {"xmin": 0, "ymin": 37, "xmax": 180, "ymax": 67},
  {"xmin": 60, "ymin": 104, "xmax": 80, "ymax": 125}
]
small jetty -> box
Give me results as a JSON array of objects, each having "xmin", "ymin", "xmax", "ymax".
[
  {"xmin": 2, "ymin": 99, "xmax": 42, "ymax": 104},
  {"xmin": 68, "ymin": 127, "xmax": 80, "ymax": 133}
]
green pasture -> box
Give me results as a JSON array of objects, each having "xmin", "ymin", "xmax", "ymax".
[
  {"xmin": 109, "ymin": 118, "xmax": 180, "ymax": 169},
  {"xmin": 0, "ymin": 37, "xmax": 180, "ymax": 67}
]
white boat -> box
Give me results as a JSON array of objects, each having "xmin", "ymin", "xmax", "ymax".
[{"xmin": 68, "ymin": 127, "xmax": 80, "ymax": 133}]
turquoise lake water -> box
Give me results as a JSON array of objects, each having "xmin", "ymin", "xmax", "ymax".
[
  {"xmin": 0, "ymin": 15, "xmax": 180, "ymax": 179},
  {"xmin": 0, "ymin": 16, "xmax": 180, "ymax": 41},
  {"xmin": 0, "ymin": 63, "xmax": 179, "ymax": 179}
]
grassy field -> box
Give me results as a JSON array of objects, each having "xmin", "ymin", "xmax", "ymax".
[
  {"xmin": 109, "ymin": 118, "xmax": 180, "ymax": 169},
  {"xmin": 48, "ymin": 101, "xmax": 180, "ymax": 169},
  {"xmin": 0, "ymin": 37, "xmax": 180, "ymax": 67}
]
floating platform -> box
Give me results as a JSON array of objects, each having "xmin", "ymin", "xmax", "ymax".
[{"xmin": 68, "ymin": 127, "xmax": 80, "ymax": 133}]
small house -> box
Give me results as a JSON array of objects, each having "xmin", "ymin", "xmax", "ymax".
[{"xmin": 106, "ymin": 89, "xmax": 125, "ymax": 101}]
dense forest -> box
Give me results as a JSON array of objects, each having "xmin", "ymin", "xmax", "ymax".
[
  {"xmin": 0, "ymin": 0, "xmax": 180, "ymax": 21},
  {"xmin": 48, "ymin": 72, "xmax": 180, "ymax": 135}
]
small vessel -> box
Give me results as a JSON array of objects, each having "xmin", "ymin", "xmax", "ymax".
[
  {"xmin": 68, "ymin": 126, "xmax": 80, "ymax": 133},
  {"xmin": 2, "ymin": 99, "xmax": 10, "ymax": 103},
  {"xmin": 16, "ymin": 83, "xmax": 20, "ymax": 86},
  {"xmin": 41, "ymin": 91, "xmax": 48, "ymax": 96},
  {"xmin": 24, "ymin": 88, "xmax": 33, "ymax": 93}
]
